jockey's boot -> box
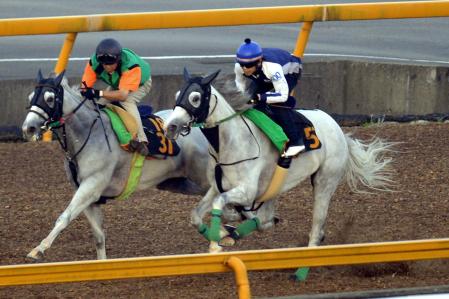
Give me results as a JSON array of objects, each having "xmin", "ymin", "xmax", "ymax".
[
  {"xmin": 129, "ymin": 139, "xmax": 149, "ymax": 156},
  {"xmin": 283, "ymin": 140, "xmax": 305, "ymax": 158},
  {"xmin": 272, "ymin": 106, "xmax": 305, "ymax": 157}
]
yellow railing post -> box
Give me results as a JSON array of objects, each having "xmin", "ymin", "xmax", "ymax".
[
  {"xmin": 291, "ymin": 21, "xmax": 313, "ymax": 100},
  {"xmin": 225, "ymin": 256, "xmax": 251, "ymax": 299},
  {"xmin": 55, "ymin": 32, "xmax": 77, "ymax": 74},
  {"xmin": 43, "ymin": 32, "xmax": 78, "ymax": 142},
  {"xmin": 293, "ymin": 21, "xmax": 313, "ymax": 58}
]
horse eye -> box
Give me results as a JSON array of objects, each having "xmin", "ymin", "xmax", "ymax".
[
  {"xmin": 189, "ymin": 92, "xmax": 201, "ymax": 108},
  {"xmin": 44, "ymin": 91, "xmax": 55, "ymax": 102},
  {"xmin": 44, "ymin": 91, "xmax": 56, "ymax": 107}
]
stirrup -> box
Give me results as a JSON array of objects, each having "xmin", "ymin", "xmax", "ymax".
[
  {"xmin": 129, "ymin": 140, "xmax": 149, "ymax": 156},
  {"xmin": 282, "ymin": 145, "xmax": 305, "ymax": 158}
]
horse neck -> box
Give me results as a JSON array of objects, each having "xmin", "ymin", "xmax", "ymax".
[
  {"xmin": 205, "ymin": 89, "xmax": 236, "ymax": 126},
  {"xmin": 60, "ymin": 89, "xmax": 100, "ymax": 151},
  {"xmin": 205, "ymin": 90, "xmax": 251, "ymax": 150}
]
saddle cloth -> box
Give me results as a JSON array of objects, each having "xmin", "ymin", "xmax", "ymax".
[
  {"xmin": 103, "ymin": 104, "xmax": 180, "ymax": 157},
  {"xmin": 292, "ymin": 109, "xmax": 322, "ymax": 151},
  {"xmin": 242, "ymin": 108, "xmax": 322, "ymax": 153}
]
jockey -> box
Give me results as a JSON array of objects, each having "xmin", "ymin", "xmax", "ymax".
[
  {"xmin": 80, "ymin": 38, "xmax": 152, "ymax": 156},
  {"xmin": 234, "ymin": 38, "xmax": 305, "ymax": 157}
]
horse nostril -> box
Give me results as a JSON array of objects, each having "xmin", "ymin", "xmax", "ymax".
[
  {"xmin": 166, "ymin": 124, "xmax": 177, "ymax": 139},
  {"xmin": 28, "ymin": 126, "xmax": 36, "ymax": 134}
]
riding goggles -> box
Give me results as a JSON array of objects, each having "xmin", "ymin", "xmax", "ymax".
[
  {"xmin": 97, "ymin": 54, "xmax": 119, "ymax": 65},
  {"xmin": 238, "ymin": 60, "xmax": 259, "ymax": 68}
]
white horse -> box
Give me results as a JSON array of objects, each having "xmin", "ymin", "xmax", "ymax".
[
  {"xmin": 21, "ymin": 70, "xmax": 210, "ymax": 260},
  {"xmin": 164, "ymin": 69, "xmax": 396, "ymax": 257}
]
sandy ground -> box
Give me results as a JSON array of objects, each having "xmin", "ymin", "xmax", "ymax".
[{"xmin": 0, "ymin": 122, "xmax": 448, "ymax": 298}]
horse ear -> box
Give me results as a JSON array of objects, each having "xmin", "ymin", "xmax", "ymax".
[
  {"xmin": 201, "ymin": 69, "xmax": 220, "ymax": 85},
  {"xmin": 54, "ymin": 70, "xmax": 66, "ymax": 86},
  {"xmin": 183, "ymin": 67, "xmax": 190, "ymax": 82},
  {"xmin": 37, "ymin": 69, "xmax": 44, "ymax": 83}
]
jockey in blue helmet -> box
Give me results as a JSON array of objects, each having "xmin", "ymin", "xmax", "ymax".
[{"xmin": 234, "ymin": 38, "xmax": 305, "ymax": 157}]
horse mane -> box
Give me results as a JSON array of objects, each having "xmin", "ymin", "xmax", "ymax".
[
  {"xmin": 60, "ymin": 76, "xmax": 82, "ymax": 99},
  {"xmin": 211, "ymin": 78, "xmax": 252, "ymax": 112},
  {"xmin": 46, "ymin": 71, "xmax": 82, "ymax": 100}
]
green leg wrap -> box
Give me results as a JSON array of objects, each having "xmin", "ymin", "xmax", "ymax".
[
  {"xmin": 235, "ymin": 217, "xmax": 260, "ymax": 239},
  {"xmin": 209, "ymin": 209, "xmax": 222, "ymax": 242},
  {"xmin": 198, "ymin": 223, "xmax": 210, "ymax": 241},
  {"xmin": 293, "ymin": 267, "xmax": 310, "ymax": 281}
]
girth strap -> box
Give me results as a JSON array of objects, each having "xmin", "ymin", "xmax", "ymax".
[{"xmin": 214, "ymin": 164, "xmax": 225, "ymax": 193}]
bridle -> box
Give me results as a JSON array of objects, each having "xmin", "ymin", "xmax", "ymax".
[
  {"xmin": 28, "ymin": 82, "xmax": 65, "ymax": 125},
  {"xmin": 175, "ymin": 77, "xmax": 213, "ymax": 125},
  {"xmin": 28, "ymin": 73, "xmax": 110, "ymax": 164}
]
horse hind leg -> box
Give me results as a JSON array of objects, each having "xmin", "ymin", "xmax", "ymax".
[
  {"xmin": 83, "ymin": 203, "xmax": 106, "ymax": 259},
  {"xmin": 290, "ymin": 173, "xmax": 341, "ymax": 282},
  {"xmin": 308, "ymin": 173, "xmax": 341, "ymax": 247}
]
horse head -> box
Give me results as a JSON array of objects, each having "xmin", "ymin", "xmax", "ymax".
[
  {"xmin": 22, "ymin": 70, "xmax": 65, "ymax": 141},
  {"xmin": 165, "ymin": 68, "xmax": 220, "ymax": 140}
]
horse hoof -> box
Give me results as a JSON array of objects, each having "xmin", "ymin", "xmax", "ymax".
[
  {"xmin": 290, "ymin": 267, "xmax": 310, "ymax": 282},
  {"xmin": 209, "ymin": 242, "xmax": 223, "ymax": 253},
  {"xmin": 223, "ymin": 224, "xmax": 236, "ymax": 235},
  {"xmin": 219, "ymin": 236, "xmax": 237, "ymax": 247},
  {"xmin": 27, "ymin": 249, "xmax": 43, "ymax": 260}
]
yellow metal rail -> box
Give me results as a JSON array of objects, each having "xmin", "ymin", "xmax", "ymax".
[
  {"xmin": 1, "ymin": 1, "xmax": 449, "ymax": 36},
  {"xmin": 1, "ymin": 238, "xmax": 449, "ymax": 287},
  {"xmin": 226, "ymin": 257, "xmax": 251, "ymax": 299}
]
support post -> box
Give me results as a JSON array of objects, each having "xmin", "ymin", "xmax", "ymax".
[
  {"xmin": 225, "ymin": 256, "xmax": 251, "ymax": 299},
  {"xmin": 293, "ymin": 21, "xmax": 313, "ymax": 58},
  {"xmin": 55, "ymin": 32, "xmax": 77, "ymax": 74},
  {"xmin": 43, "ymin": 32, "xmax": 78, "ymax": 142}
]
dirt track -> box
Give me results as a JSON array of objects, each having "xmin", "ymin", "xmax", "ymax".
[{"xmin": 0, "ymin": 122, "xmax": 448, "ymax": 298}]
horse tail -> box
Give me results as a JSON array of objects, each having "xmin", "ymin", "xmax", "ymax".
[{"xmin": 344, "ymin": 134, "xmax": 396, "ymax": 193}]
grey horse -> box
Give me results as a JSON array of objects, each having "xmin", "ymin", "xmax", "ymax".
[
  {"xmin": 164, "ymin": 69, "xmax": 396, "ymax": 256},
  {"xmin": 21, "ymin": 70, "xmax": 210, "ymax": 260}
]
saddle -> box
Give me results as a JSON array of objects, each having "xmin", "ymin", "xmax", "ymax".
[
  {"xmin": 103, "ymin": 104, "xmax": 180, "ymax": 158},
  {"xmin": 242, "ymin": 108, "xmax": 322, "ymax": 153}
]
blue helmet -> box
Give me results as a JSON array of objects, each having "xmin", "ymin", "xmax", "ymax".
[{"xmin": 236, "ymin": 38, "xmax": 262, "ymax": 63}]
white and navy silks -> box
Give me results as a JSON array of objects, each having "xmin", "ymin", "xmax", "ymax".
[{"xmin": 234, "ymin": 48, "xmax": 302, "ymax": 108}]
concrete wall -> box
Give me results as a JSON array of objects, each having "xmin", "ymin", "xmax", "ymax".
[
  {"xmin": 300, "ymin": 61, "xmax": 449, "ymax": 115},
  {"xmin": 2, "ymin": 60, "xmax": 449, "ymax": 136}
]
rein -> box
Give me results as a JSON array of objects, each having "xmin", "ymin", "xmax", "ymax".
[
  {"xmin": 39, "ymin": 87, "xmax": 112, "ymax": 162},
  {"xmin": 208, "ymin": 115, "xmax": 261, "ymax": 167},
  {"xmin": 53, "ymin": 116, "xmax": 99, "ymax": 162},
  {"xmin": 194, "ymin": 94, "xmax": 246, "ymax": 128}
]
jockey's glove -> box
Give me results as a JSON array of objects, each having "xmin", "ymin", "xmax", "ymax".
[
  {"xmin": 81, "ymin": 88, "xmax": 101, "ymax": 100},
  {"xmin": 247, "ymin": 93, "xmax": 260, "ymax": 104}
]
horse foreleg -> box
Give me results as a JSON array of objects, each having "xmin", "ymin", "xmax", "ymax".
[
  {"xmin": 27, "ymin": 177, "xmax": 104, "ymax": 260},
  {"xmin": 191, "ymin": 188, "xmax": 218, "ymax": 240},
  {"xmin": 219, "ymin": 202, "xmax": 276, "ymax": 247},
  {"xmin": 83, "ymin": 203, "xmax": 106, "ymax": 259},
  {"xmin": 208, "ymin": 186, "xmax": 254, "ymax": 253}
]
